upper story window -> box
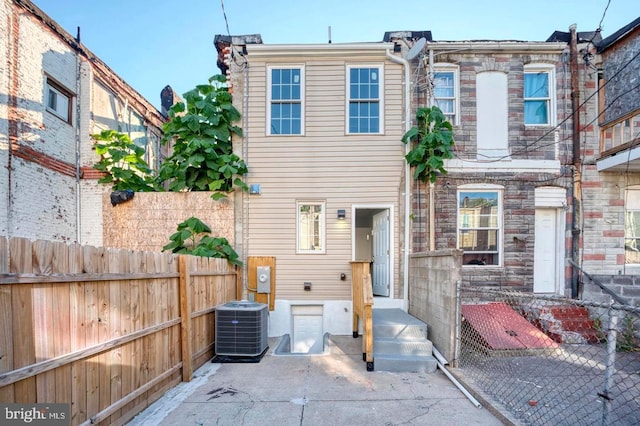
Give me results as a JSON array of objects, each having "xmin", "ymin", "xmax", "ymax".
[
  {"xmin": 433, "ymin": 64, "xmax": 459, "ymax": 125},
  {"xmin": 524, "ymin": 64, "xmax": 555, "ymax": 126},
  {"xmin": 457, "ymin": 185, "xmax": 503, "ymax": 266},
  {"xmin": 347, "ymin": 66, "xmax": 382, "ymax": 134},
  {"xmin": 268, "ymin": 67, "xmax": 303, "ymax": 135},
  {"xmin": 297, "ymin": 201, "xmax": 325, "ymax": 254},
  {"xmin": 46, "ymin": 77, "xmax": 73, "ymax": 124}
]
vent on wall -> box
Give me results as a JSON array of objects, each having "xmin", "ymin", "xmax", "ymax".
[{"xmin": 215, "ymin": 301, "xmax": 269, "ymax": 356}]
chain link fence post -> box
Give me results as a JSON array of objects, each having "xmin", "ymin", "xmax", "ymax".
[{"xmin": 601, "ymin": 303, "xmax": 618, "ymax": 426}]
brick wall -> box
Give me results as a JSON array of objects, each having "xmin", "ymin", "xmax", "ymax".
[
  {"xmin": 0, "ymin": 0, "xmax": 165, "ymax": 244},
  {"xmin": 601, "ymin": 27, "xmax": 640, "ymax": 123},
  {"xmin": 409, "ymin": 46, "xmax": 572, "ymax": 291}
]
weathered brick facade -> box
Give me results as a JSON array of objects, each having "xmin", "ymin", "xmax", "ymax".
[
  {"xmin": 400, "ymin": 39, "xmax": 573, "ymax": 292},
  {"xmin": 0, "ymin": 0, "xmax": 166, "ymax": 244},
  {"xmin": 578, "ymin": 19, "xmax": 640, "ymax": 302}
]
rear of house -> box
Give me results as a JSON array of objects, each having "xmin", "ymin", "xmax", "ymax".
[{"xmin": 220, "ymin": 38, "xmax": 409, "ymax": 341}]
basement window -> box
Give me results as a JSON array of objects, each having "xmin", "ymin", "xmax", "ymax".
[{"xmin": 46, "ymin": 77, "xmax": 73, "ymax": 124}]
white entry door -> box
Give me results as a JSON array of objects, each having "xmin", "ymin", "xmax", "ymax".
[
  {"xmin": 372, "ymin": 210, "xmax": 390, "ymax": 296},
  {"xmin": 534, "ymin": 208, "xmax": 558, "ymax": 293}
]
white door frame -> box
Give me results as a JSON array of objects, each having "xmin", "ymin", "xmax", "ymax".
[
  {"xmin": 533, "ymin": 186, "xmax": 567, "ymax": 295},
  {"xmin": 534, "ymin": 208, "xmax": 564, "ymax": 294},
  {"xmin": 351, "ymin": 204, "xmax": 395, "ymax": 301}
]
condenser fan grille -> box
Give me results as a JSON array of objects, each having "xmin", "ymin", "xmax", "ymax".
[{"xmin": 215, "ymin": 301, "xmax": 268, "ymax": 356}]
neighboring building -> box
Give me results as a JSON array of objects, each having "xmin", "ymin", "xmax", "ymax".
[
  {"xmin": 0, "ymin": 0, "xmax": 166, "ymax": 244},
  {"xmin": 218, "ymin": 37, "xmax": 411, "ymax": 338},
  {"xmin": 577, "ymin": 17, "xmax": 640, "ymax": 304},
  {"xmin": 392, "ymin": 32, "xmax": 573, "ymax": 295}
]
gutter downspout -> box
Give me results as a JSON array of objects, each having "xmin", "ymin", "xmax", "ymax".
[
  {"xmin": 428, "ymin": 48, "xmax": 435, "ymax": 251},
  {"xmin": 75, "ymin": 27, "xmax": 82, "ymax": 243},
  {"xmin": 386, "ymin": 49, "xmax": 411, "ymax": 311},
  {"xmin": 569, "ymin": 24, "xmax": 582, "ymax": 299}
]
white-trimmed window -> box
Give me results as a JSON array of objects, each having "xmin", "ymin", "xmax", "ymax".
[
  {"xmin": 46, "ymin": 77, "xmax": 73, "ymax": 123},
  {"xmin": 524, "ymin": 64, "xmax": 555, "ymax": 126},
  {"xmin": 432, "ymin": 64, "xmax": 459, "ymax": 125},
  {"xmin": 347, "ymin": 65, "xmax": 382, "ymax": 134},
  {"xmin": 268, "ymin": 66, "xmax": 304, "ymax": 135},
  {"xmin": 457, "ymin": 185, "xmax": 503, "ymax": 266},
  {"xmin": 625, "ymin": 187, "xmax": 640, "ymax": 266},
  {"xmin": 297, "ymin": 201, "xmax": 325, "ymax": 254}
]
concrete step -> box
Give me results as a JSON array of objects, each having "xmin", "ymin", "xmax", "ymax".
[
  {"xmin": 372, "ymin": 308, "xmax": 428, "ymax": 340},
  {"xmin": 373, "ymin": 338, "xmax": 433, "ymax": 356},
  {"xmin": 371, "ymin": 308, "xmax": 437, "ymax": 373},
  {"xmin": 372, "ymin": 352, "xmax": 438, "ymax": 373}
]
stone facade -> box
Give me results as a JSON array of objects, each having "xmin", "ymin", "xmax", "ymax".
[
  {"xmin": 400, "ymin": 39, "xmax": 572, "ymax": 292},
  {"xmin": 0, "ymin": 0, "xmax": 166, "ymax": 244}
]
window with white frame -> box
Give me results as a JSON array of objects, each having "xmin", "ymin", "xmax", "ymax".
[
  {"xmin": 269, "ymin": 67, "xmax": 303, "ymax": 135},
  {"xmin": 297, "ymin": 201, "xmax": 325, "ymax": 254},
  {"xmin": 432, "ymin": 64, "xmax": 459, "ymax": 125},
  {"xmin": 524, "ymin": 65, "xmax": 555, "ymax": 126},
  {"xmin": 457, "ymin": 186, "xmax": 502, "ymax": 266},
  {"xmin": 625, "ymin": 188, "xmax": 640, "ymax": 266},
  {"xmin": 46, "ymin": 77, "xmax": 72, "ymax": 123},
  {"xmin": 348, "ymin": 66, "xmax": 382, "ymax": 134}
]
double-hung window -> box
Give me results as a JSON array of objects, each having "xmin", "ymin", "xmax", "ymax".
[
  {"xmin": 297, "ymin": 201, "xmax": 325, "ymax": 254},
  {"xmin": 46, "ymin": 77, "xmax": 73, "ymax": 124},
  {"xmin": 457, "ymin": 186, "xmax": 502, "ymax": 266},
  {"xmin": 433, "ymin": 64, "xmax": 459, "ymax": 125},
  {"xmin": 348, "ymin": 66, "xmax": 382, "ymax": 134},
  {"xmin": 625, "ymin": 188, "xmax": 640, "ymax": 266},
  {"xmin": 524, "ymin": 64, "xmax": 555, "ymax": 126},
  {"xmin": 269, "ymin": 67, "xmax": 303, "ymax": 135}
]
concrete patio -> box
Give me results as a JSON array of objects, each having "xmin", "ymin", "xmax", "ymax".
[{"xmin": 127, "ymin": 335, "xmax": 505, "ymax": 425}]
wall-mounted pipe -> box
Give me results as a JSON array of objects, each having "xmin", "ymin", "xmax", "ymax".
[{"xmin": 386, "ymin": 48, "xmax": 411, "ymax": 310}]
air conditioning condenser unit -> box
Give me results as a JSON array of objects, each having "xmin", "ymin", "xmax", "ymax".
[{"xmin": 215, "ymin": 301, "xmax": 268, "ymax": 356}]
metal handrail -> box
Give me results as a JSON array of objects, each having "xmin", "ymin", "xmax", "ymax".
[{"xmin": 568, "ymin": 258, "xmax": 626, "ymax": 305}]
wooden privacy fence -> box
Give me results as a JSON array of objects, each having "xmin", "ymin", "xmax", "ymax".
[{"xmin": 0, "ymin": 237, "xmax": 241, "ymax": 425}]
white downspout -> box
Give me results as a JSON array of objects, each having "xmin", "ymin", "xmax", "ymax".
[
  {"xmin": 386, "ymin": 49, "xmax": 411, "ymax": 311},
  {"xmin": 428, "ymin": 48, "xmax": 435, "ymax": 251}
]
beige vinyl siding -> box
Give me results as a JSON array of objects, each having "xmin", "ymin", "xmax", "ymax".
[{"xmin": 244, "ymin": 52, "xmax": 405, "ymax": 300}]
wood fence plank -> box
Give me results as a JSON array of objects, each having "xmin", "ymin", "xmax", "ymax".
[
  {"xmin": 83, "ymin": 245, "xmax": 101, "ymax": 421},
  {"xmin": 128, "ymin": 251, "xmax": 143, "ymax": 416},
  {"xmin": 179, "ymin": 256, "xmax": 192, "ymax": 381},
  {"xmin": 0, "ymin": 282, "xmax": 14, "ymax": 402},
  {"xmin": 108, "ymin": 248, "xmax": 125, "ymax": 423},
  {"xmin": 98, "ymin": 248, "xmax": 112, "ymax": 418},
  {"xmin": 52, "ymin": 244, "xmax": 72, "ymax": 405},
  {"xmin": 119, "ymin": 250, "xmax": 133, "ymax": 420},
  {"xmin": 10, "ymin": 238, "xmax": 36, "ymax": 403},
  {"xmin": 69, "ymin": 243, "xmax": 86, "ymax": 425}
]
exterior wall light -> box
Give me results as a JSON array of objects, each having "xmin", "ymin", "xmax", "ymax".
[{"xmin": 337, "ymin": 209, "xmax": 346, "ymax": 220}]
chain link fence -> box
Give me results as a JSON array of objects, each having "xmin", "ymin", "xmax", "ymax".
[{"xmin": 451, "ymin": 287, "xmax": 640, "ymax": 425}]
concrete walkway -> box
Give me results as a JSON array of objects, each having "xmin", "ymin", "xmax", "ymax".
[{"xmin": 128, "ymin": 336, "xmax": 505, "ymax": 426}]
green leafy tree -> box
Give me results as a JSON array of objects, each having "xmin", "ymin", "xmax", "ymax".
[
  {"xmin": 92, "ymin": 129, "xmax": 161, "ymax": 192},
  {"xmin": 159, "ymin": 75, "xmax": 248, "ymax": 200},
  {"xmin": 401, "ymin": 106, "xmax": 455, "ymax": 183},
  {"xmin": 162, "ymin": 217, "xmax": 242, "ymax": 266}
]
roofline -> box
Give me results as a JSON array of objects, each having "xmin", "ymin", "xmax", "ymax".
[
  {"xmin": 598, "ymin": 17, "xmax": 640, "ymax": 52},
  {"xmin": 245, "ymin": 40, "xmax": 566, "ymax": 58},
  {"xmin": 246, "ymin": 42, "xmax": 396, "ymax": 57},
  {"xmin": 13, "ymin": 0, "xmax": 166, "ymax": 126},
  {"xmin": 426, "ymin": 41, "xmax": 567, "ymax": 53}
]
